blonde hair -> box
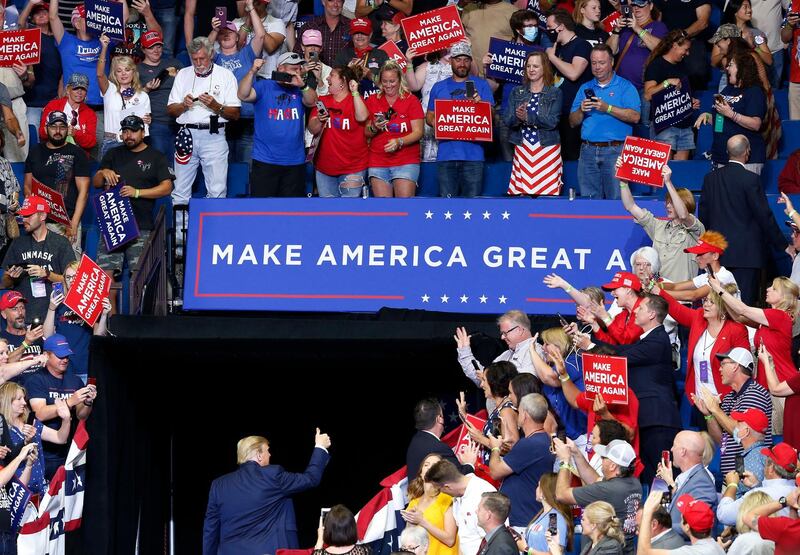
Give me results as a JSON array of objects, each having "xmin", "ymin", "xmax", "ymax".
[
  {"xmin": 582, "ymin": 286, "xmax": 606, "ymax": 306},
  {"xmin": 407, "ymin": 453, "xmax": 442, "ymax": 500},
  {"xmin": 109, "ymin": 56, "xmax": 143, "ymax": 94},
  {"xmin": 541, "ymin": 327, "xmax": 570, "ymax": 358},
  {"xmin": 706, "ymin": 282, "xmax": 740, "ymax": 320},
  {"xmin": 666, "ymin": 188, "xmax": 697, "ymax": 214},
  {"xmin": 236, "ymin": 436, "xmax": 268, "ymax": 464},
  {"xmin": 771, "ymin": 277, "xmax": 799, "ymax": 317},
  {"xmin": 584, "ymin": 501, "xmax": 625, "ymax": 547},
  {"xmin": 572, "ymin": 0, "xmax": 601, "ymax": 28},
  {"xmin": 700, "ymin": 431, "xmax": 715, "ymax": 467},
  {"xmin": 377, "ymin": 61, "xmax": 410, "ymax": 98},
  {"xmin": 0, "ymin": 382, "xmax": 29, "ymax": 427},
  {"xmin": 736, "ymin": 490, "xmax": 773, "ymax": 533}
]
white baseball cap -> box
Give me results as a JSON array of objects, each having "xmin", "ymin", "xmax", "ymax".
[{"xmin": 593, "ymin": 439, "xmax": 636, "ymax": 467}]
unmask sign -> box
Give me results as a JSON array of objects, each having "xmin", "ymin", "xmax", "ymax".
[
  {"xmin": 85, "ymin": 0, "xmax": 125, "ymax": 42},
  {"xmin": 401, "ymin": 6, "xmax": 465, "ymax": 56},
  {"xmin": 581, "ymin": 352, "xmax": 629, "ymax": 405},
  {"xmin": 63, "ymin": 254, "xmax": 111, "ymax": 327},
  {"xmin": 434, "ymin": 100, "xmax": 493, "ymax": 141},
  {"xmin": 614, "ymin": 137, "xmax": 671, "ymax": 188},
  {"xmin": 0, "ymin": 29, "xmax": 41, "ymax": 66}
]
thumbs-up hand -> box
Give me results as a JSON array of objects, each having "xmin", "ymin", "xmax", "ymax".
[{"xmin": 315, "ymin": 427, "xmax": 331, "ymax": 449}]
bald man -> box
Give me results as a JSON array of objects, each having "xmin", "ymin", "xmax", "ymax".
[{"xmin": 659, "ymin": 431, "xmax": 718, "ymax": 539}]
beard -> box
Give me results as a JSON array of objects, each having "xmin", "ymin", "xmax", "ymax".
[{"xmin": 49, "ymin": 135, "xmax": 66, "ymax": 147}]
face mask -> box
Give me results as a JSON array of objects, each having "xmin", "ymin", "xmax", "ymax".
[
  {"xmin": 546, "ymin": 28, "xmax": 559, "ymax": 42},
  {"xmin": 523, "ymin": 26, "xmax": 539, "ymax": 42},
  {"xmin": 732, "ymin": 428, "xmax": 742, "ymax": 445}
]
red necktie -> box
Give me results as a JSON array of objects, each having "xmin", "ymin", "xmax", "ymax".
[{"xmin": 477, "ymin": 537, "xmax": 487, "ymax": 555}]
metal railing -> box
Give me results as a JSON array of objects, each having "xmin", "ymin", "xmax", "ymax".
[{"xmin": 129, "ymin": 206, "xmax": 168, "ymax": 315}]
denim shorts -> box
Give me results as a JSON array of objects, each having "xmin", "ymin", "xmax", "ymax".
[
  {"xmin": 652, "ymin": 125, "xmax": 695, "ymax": 151},
  {"xmin": 316, "ymin": 170, "xmax": 366, "ymax": 197},
  {"xmin": 368, "ymin": 164, "xmax": 420, "ymax": 186}
]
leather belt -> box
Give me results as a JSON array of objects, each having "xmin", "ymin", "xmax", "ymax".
[
  {"xmin": 582, "ymin": 140, "xmax": 624, "ymax": 147},
  {"xmin": 184, "ymin": 122, "xmax": 226, "ymax": 130}
]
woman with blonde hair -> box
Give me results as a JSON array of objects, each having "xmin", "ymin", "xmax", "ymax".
[
  {"xmin": 516, "ymin": 473, "xmax": 574, "ymax": 555},
  {"xmin": 573, "ymin": 0, "xmax": 606, "ymax": 46},
  {"xmin": 579, "ymin": 501, "xmax": 624, "ymax": 554},
  {"xmin": 399, "ymin": 453, "xmax": 457, "ymax": 555},
  {"xmin": 0, "ymin": 381, "xmax": 71, "ymax": 495},
  {"xmin": 364, "ymin": 61, "xmax": 424, "ymax": 198},
  {"xmin": 97, "ymin": 34, "xmax": 152, "ymax": 156},
  {"xmin": 725, "ymin": 490, "xmax": 775, "ymax": 554}
]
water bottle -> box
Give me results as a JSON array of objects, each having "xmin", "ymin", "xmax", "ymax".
[
  {"xmin": 569, "ymin": 188, "xmax": 575, "ymax": 201},
  {"xmin": 361, "ymin": 185, "xmax": 369, "ymax": 199}
]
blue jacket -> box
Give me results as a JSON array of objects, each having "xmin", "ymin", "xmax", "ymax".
[
  {"xmin": 668, "ymin": 463, "xmax": 718, "ymax": 539},
  {"xmin": 203, "ymin": 447, "xmax": 330, "ymax": 555},
  {"xmin": 503, "ymin": 85, "xmax": 562, "ymax": 147}
]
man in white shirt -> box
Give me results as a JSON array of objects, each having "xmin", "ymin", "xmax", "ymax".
[
  {"xmin": 167, "ymin": 36, "xmax": 241, "ymax": 206},
  {"xmin": 661, "ymin": 231, "xmax": 739, "ymax": 302}
]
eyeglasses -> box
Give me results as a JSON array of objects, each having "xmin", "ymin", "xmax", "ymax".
[
  {"xmin": 400, "ymin": 546, "xmax": 419, "ymax": 552},
  {"xmin": 500, "ymin": 326, "xmax": 519, "ymax": 338}
]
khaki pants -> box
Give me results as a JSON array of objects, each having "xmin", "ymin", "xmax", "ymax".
[{"xmin": 790, "ymin": 82, "xmax": 800, "ymax": 120}]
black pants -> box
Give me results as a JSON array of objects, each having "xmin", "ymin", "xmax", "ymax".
[
  {"xmin": 639, "ymin": 425, "xmax": 680, "ymax": 486},
  {"xmin": 250, "ymin": 160, "xmax": 307, "ymax": 197},
  {"xmin": 727, "ymin": 267, "xmax": 761, "ymax": 306},
  {"xmin": 559, "ymin": 117, "xmax": 582, "ymax": 162}
]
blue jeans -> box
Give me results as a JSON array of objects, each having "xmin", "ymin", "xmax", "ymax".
[
  {"xmin": 101, "ymin": 138, "xmax": 122, "ymax": 158},
  {"xmin": 577, "ymin": 143, "xmax": 623, "ymax": 199},
  {"xmin": 315, "ymin": 170, "xmax": 366, "ymax": 197},
  {"xmin": 438, "ymin": 160, "xmax": 483, "ymax": 197},
  {"xmin": 147, "ymin": 121, "xmax": 176, "ymax": 164},
  {"xmin": 226, "ymin": 119, "xmax": 254, "ymax": 166},
  {"xmin": 153, "ymin": 7, "xmax": 178, "ymax": 59},
  {"xmin": 771, "ymin": 48, "xmax": 785, "ymax": 89},
  {"xmin": 0, "ymin": 530, "xmax": 15, "ymax": 555}
]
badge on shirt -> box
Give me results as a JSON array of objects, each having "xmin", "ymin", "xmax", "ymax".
[{"xmin": 30, "ymin": 278, "xmax": 47, "ymax": 298}]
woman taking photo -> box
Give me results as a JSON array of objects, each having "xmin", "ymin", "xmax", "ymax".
[
  {"xmin": 643, "ymin": 30, "xmax": 699, "ymax": 160},
  {"xmin": 404, "ymin": 46, "xmax": 453, "ymax": 162},
  {"xmin": 579, "ymin": 501, "xmax": 625, "ymax": 555},
  {"xmin": 97, "ymin": 34, "xmax": 151, "ymax": 157},
  {"xmin": 365, "ymin": 61, "xmax": 424, "ymax": 198},
  {"xmin": 516, "ymin": 473, "xmax": 574, "ymax": 555},
  {"xmin": 400, "ymin": 453, "xmax": 457, "ymax": 555},
  {"xmin": 721, "ymin": 0, "xmax": 772, "ymax": 68},
  {"xmin": 573, "ymin": 0, "xmax": 606, "ymax": 46},
  {"xmin": 313, "ymin": 504, "xmax": 371, "ymax": 555},
  {"xmin": 503, "ymin": 51, "xmax": 563, "ymax": 196},
  {"xmin": 308, "ymin": 66, "xmax": 370, "ymax": 197},
  {"xmin": 0, "ymin": 382, "xmax": 71, "ymax": 495}
]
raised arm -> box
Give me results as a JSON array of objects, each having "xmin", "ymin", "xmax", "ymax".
[
  {"xmin": 664, "ymin": 165, "xmax": 695, "ymax": 226},
  {"xmin": 542, "ymin": 273, "xmax": 594, "ymax": 307},
  {"xmin": 238, "ymin": 59, "xmax": 263, "ymax": 103},
  {"xmin": 758, "ymin": 345, "xmax": 796, "ymax": 396},
  {"xmin": 49, "ymin": 0, "xmax": 65, "ymax": 43},
  {"xmin": 708, "ymin": 276, "xmax": 769, "ymax": 326},
  {"xmin": 96, "ymin": 35, "xmax": 111, "ymax": 94},
  {"xmin": 617, "ymin": 157, "xmax": 646, "ymax": 219}
]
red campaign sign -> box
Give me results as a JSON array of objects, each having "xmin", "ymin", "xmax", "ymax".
[
  {"xmin": 601, "ymin": 12, "xmax": 620, "ymax": 33},
  {"xmin": 63, "ymin": 254, "xmax": 111, "ymax": 327},
  {"xmin": 433, "ymin": 100, "xmax": 493, "ymax": 142},
  {"xmin": 0, "ymin": 29, "xmax": 41, "ymax": 67},
  {"xmin": 401, "ymin": 5, "xmax": 465, "ymax": 57},
  {"xmin": 30, "ymin": 179, "xmax": 71, "ymax": 226},
  {"xmin": 378, "ymin": 40, "xmax": 408, "ymax": 73},
  {"xmin": 582, "ymin": 352, "xmax": 629, "ymax": 405},
  {"xmin": 614, "ymin": 136, "xmax": 671, "ymax": 188},
  {"xmin": 453, "ymin": 413, "xmax": 486, "ymax": 459}
]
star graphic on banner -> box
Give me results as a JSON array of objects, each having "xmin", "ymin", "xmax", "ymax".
[
  {"xmin": 444, "ymin": 211, "xmax": 453, "ymax": 220},
  {"xmin": 499, "ymin": 295, "xmax": 508, "ymax": 304},
  {"xmin": 479, "ymin": 295, "xmax": 488, "ymax": 303},
  {"xmin": 441, "ymin": 294, "xmax": 449, "ymax": 303},
  {"xmin": 463, "ymin": 211, "xmax": 472, "ymax": 220},
  {"xmin": 449, "ymin": 411, "xmax": 460, "ymax": 423},
  {"xmin": 460, "ymin": 294, "xmax": 469, "ymax": 303},
  {"xmin": 421, "ymin": 294, "xmax": 430, "ymax": 303},
  {"xmin": 483, "ymin": 211, "xmax": 491, "ymax": 220},
  {"xmin": 425, "ymin": 210, "xmax": 433, "ymax": 219},
  {"xmin": 501, "ymin": 211, "xmax": 510, "ymax": 220}
]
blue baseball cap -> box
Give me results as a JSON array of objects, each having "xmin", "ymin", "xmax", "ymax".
[{"xmin": 43, "ymin": 334, "xmax": 73, "ymax": 358}]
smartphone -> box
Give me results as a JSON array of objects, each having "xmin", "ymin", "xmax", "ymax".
[
  {"xmin": 309, "ymin": 50, "xmax": 319, "ymax": 62},
  {"xmin": 315, "ymin": 100, "xmax": 328, "ymax": 118},
  {"xmin": 707, "ymin": 265, "xmax": 715, "ymax": 279},
  {"xmin": 557, "ymin": 429, "xmax": 566, "ymax": 444},
  {"xmin": 52, "ymin": 282, "xmax": 64, "ymax": 296},
  {"xmin": 714, "ymin": 94, "xmax": 725, "ymax": 104},
  {"xmin": 465, "ymin": 80, "xmax": 476, "ymax": 99},
  {"xmin": 548, "ymin": 513, "xmax": 558, "ymax": 535},
  {"xmin": 508, "ymin": 527, "xmax": 523, "ymax": 542},
  {"xmin": 272, "ymin": 71, "xmax": 293, "ymax": 83},
  {"xmin": 320, "ymin": 507, "xmax": 331, "ymax": 521},
  {"xmin": 735, "ymin": 455, "xmax": 745, "ymax": 478},
  {"xmin": 661, "ymin": 488, "xmax": 672, "ymax": 505},
  {"xmin": 584, "ymin": 88, "xmax": 596, "ymax": 100},
  {"xmin": 557, "ymin": 312, "xmax": 569, "ymax": 327},
  {"xmin": 155, "ymin": 68, "xmax": 171, "ymax": 83},
  {"xmin": 214, "ymin": 6, "xmax": 227, "ymax": 23},
  {"xmin": 88, "ymin": 377, "xmax": 97, "ymax": 387},
  {"xmin": 471, "ymin": 359, "xmax": 481, "ymax": 372},
  {"xmin": 662, "ymin": 449, "xmax": 670, "ymax": 467},
  {"xmin": 31, "ymin": 317, "xmax": 42, "ymax": 328},
  {"xmin": 621, "ymin": 2, "xmax": 632, "ymax": 19},
  {"xmin": 489, "ymin": 417, "xmax": 502, "ymax": 437},
  {"xmin": 26, "ymin": 411, "xmax": 35, "ymax": 425}
]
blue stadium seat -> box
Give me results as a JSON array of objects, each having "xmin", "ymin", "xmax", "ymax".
[
  {"xmin": 694, "ymin": 123, "xmax": 713, "ymax": 160},
  {"xmin": 28, "ymin": 124, "xmax": 38, "ymax": 147},
  {"xmin": 481, "ymin": 162, "xmax": 511, "ymax": 196},
  {"xmin": 762, "ymin": 160, "xmax": 784, "ymax": 194},
  {"xmin": 779, "ymin": 119, "xmax": 800, "ymax": 158},
  {"xmin": 774, "ymin": 88, "xmax": 789, "ymax": 122},
  {"xmin": 418, "ymin": 162, "xmax": 438, "ymax": 197},
  {"xmin": 227, "ymin": 162, "xmax": 249, "ymax": 197},
  {"xmin": 666, "ymin": 160, "xmax": 710, "ymax": 192}
]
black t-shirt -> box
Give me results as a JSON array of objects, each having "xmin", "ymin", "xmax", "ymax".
[
  {"xmin": 556, "ymin": 35, "xmax": 593, "ymax": 114},
  {"xmin": 24, "ymin": 143, "xmax": 90, "ymax": 215},
  {"xmin": 138, "ymin": 58, "xmax": 184, "ymax": 125},
  {"xmin": 654, "ymin": 0, "xmax": 710, "ymax": 32},
  {"xmin": 98, "ymin": 145, "xmax": 173, "ymax": 230},
  {"xmin": 411, "ymin": 0, "xmax": 447, "ymax": 15},
  {"xmin": 575, "ymin": 24, "xmax": 608, "ymax": 47},
  {"xmin": 644, "ymin": 56, "xmax": 692, "ymax": 128},
  {"xmin": 23, "ymin": 33, "xmax": 62, "ymax": 109}
]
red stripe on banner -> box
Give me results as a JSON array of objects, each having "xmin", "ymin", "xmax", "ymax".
[
  {"xmin": 194, "ymin": 293, "xmax": 405, "ymax": 299},
  {"xmin": 355, "ymin": 488, "xmax": 393, "ymax": 540},
  {"xmin": 198, "ymin": 212, "xmax": 409, "ymax": 217},
  {"xmin": 47, "ymin": 467, "xmax": 66, "ymax": 497},
  {"xmin": 64, "ymin": 517, "xmax": 82, "ymax": 532},
  {"xmin": 20, "ymin": 513, "xmax": 50, "ymax": 534},
  {"xmin": 524, "ymin": 297, "xmax": 580, "ymax": 303},
  {"xmin": 72, "ymin": 420, "xmax": 89, "ymax": 450}
]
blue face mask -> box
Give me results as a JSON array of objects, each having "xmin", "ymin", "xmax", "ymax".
[
  {"xmin": 732, "ymin": 428, "xmax": 742, "ymax": 445},
  {"xmin": 523, "ymin": 26, "xmax": 539, "ymax": 42}
]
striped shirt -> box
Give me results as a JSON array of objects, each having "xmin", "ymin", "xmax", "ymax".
[{"xmin": 719, "ymin": 378, "xmax": 773, "ymax": 474}]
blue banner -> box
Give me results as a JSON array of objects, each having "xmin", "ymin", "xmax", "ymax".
[
  {"xmin": 8, "ymin": 478, "xmax": 31, "ymax": 532},
  {"xmin": 184, "ymin": 198, "xmax": 661, "ymax": 314},
  {"xmin": 651, "ymin": 78, "xmax": 694, "ymax": 134},
  {"xmin": 84, "ymin": 0, "xmax": 125, "ymax": 42},
  {"xmin": 485, "ymin": 38, "xmax": 541, "ymax": 84},
  {"xmin": 93, "ymin": 184, "xmax": 140, "ymax": 252}
]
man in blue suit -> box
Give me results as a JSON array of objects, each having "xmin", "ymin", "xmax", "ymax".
[{"xmin": 203, "ymin": 428, "xmax": 332, "ymax": 555}]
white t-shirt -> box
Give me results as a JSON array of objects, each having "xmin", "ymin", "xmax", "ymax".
[
  {"xmin": 103, "ymin": 82, "xmax": 151, "ymax": 138},
  {"xmin": 232, "ymin": 14, "xmax": 286, "ymax": 78},
  {"xmin": 692, "ymin": 329, "xmax": 719, "ymax": 398},
  {"xmin": 167, "ymin": 64, "xmax": 242, "ymax": 125},
  {"xmin": 453, "ymin": 474, "xmax": 496, "ymax": 555},
  {"xmin": 692, "ymin": 266, "xmax": 739, "ymax": 298}
]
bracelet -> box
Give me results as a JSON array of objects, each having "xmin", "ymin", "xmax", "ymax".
[
  {"xmin": 726, "ymin": 482, "xmax": 739, "ymax": 490},
  {"xmin": 662, "ymin": 80, "xmax": 670, "ymax": 88},
  {"xmin": 352, "ymin": 91, "xmax": 359, "ymax": 97},
  {"xmin": 398, "ymin": 138, "xmax": 404, "ymax": 147},
  {"xmin": 558, "ymin": 373, "xmax": 570, "ymax": 382},
  {"xmin": 564, "ymin": 285, "xmax": 573, "ymax": 293},
  {"xmin": 789, "ymin": 210, "xmax": 797, "ymax": 218},
  {"xmin": 20, "ymin": 341, "xmax": 28, "ymax": 349},
  {"xmin": 558, "ymin": 461, "xmax": 574, "ymax": 472},
  {"xmin": 217, "ymin": 104, "xmax": 225, "ymax": 116},
  {"xmin": 606, "ymin": 104, "xmax": 614, "ymax": 114},
  {"xmin": 620, "ymin": 182, "xmax": 628, "ymax": 188},
  {"xmin": 491, "ymin": 446, "xmax": 500, "ymax": 452},
  {"xmin": 704, "ymin": 414, "xmax": 714, "ymax": 421},
  {"xmin": 638, "ymin": 28, "xmax": 648, "ymax": 39},
  {"xmin": 135, "ymin": 189, "xmax": 140, "ymax": 199},
  {"xmin": 603, "ymin": 315, "xmax": 613, "ymax": 325}
]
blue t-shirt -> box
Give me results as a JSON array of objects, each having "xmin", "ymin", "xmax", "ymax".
[
  {"xmin": 543, "ymin": 355, "xmax": 587, "ymax": 440},
  {"xmin": 24, "ymin": 33, "xmax": 62, "ymax": 109},
  {"xmin": 54, "ymin": 304, "xmax": 91, "ymax": 384},
  {"xmin": 572, "ymin": 73, "xmax": 641, "ymax": 141},
  {"xmin": 252, "ymin": 79, "xmax": 306, "ymax": 166},
  {"xmin": 427, "ymin": 76, "xmax": 495, "ymax": 162},
  {"xmin": 711, "ymin": 84, "xmax": 767, "ymax": 164},
  {"xmin": 525, "ymin": 509, "xmax": 568, "ymax": 552},
  {"xmin": 215, "ymin": 46, "xmax": 257, "ymax": 118},
  {"xmin": 57, "ymin": 33, "xmax": 105, "ymax": 105},
  {"xmin": 500, "ymin": 431, "xmax": 555, "ymax": 527}
]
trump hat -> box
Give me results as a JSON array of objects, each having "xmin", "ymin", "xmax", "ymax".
[
  {"xmin": 731, "ymin": 408, "xmax": 769, "ymax": 434},
  {"xmin": 141, "ymin": 30, "xmax": 163, "ymax": 48},
  {"xmin": 0, "ymin": 291, "xmax": 27, "ymax": 311},
  {"xmin": 761, "ymin": 443, "xmax": 798, "ymax": 473},
  {"xmin": 601, "ymin": 271, "xmax": 641, "ymax": 292},
  {"xmin": 350, "ymin": 18, "xmax": 372, "ymax": 36},
  {"xmin": 43, "ymin": 334, "xmax": 74, "ymax": 358},
  {"xmin": 676, "ymin": 495, "xmax": 714, "ymax": 531},
  {"xmin": 18, "ymin": 195, "xmax": 51, "ymax": 216}
]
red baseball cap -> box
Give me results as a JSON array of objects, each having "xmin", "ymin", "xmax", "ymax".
[
  {"xmin": 0, "ymin": 291, "xmax": 27, "ymax": 311},
  {"xmin": 601, "ymin": 271, "xmax": 641, "ymax": 292},
  {"xmin": 676, "ymin": 494, "xmax": 714, "ymax": 531},
  {"xmin": 761, "ymin": 443, "xmax": 798, "ymax": 473},
  {"xmin": 684, "ymin": 240, "xmax": 724, "ymax": 255},
  {"xmin": 18, "ymin": 195, "xmax": 51, "ymax": 217},
  {"xmin": 350, "ymin": 18, "xmax": 372, "ymax": 36},
  {"xmin": 141, "ymin": 31, "xmax": 163, "ymax": 48},
  {"xmin": 731, "ymin": 408, "xmax": 769, "ymax": 434},
  {"xmin": 31, "ymin": 2, "xmax": 49, "ymax": 13}
]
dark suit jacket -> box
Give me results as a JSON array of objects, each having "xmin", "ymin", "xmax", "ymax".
[
  {"xmin": 478, "ymin": 526, "xmax": 519, "ymax": 555},
  {"xmin": 406, "ymin": 430, "xmax": 473, "ymax": 480},
  {"xmin": 698, "ymin": 163, "xmax": 786, "ymax": 268},
  {"xmin": 202, "ymin": 447, "xmax": 330, "ymax": 555},
  {"xmin": 598, "ymin": 325, "xmax": 681, "ymax": 429}
]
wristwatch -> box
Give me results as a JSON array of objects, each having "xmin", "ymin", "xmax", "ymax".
[{"xmin": 779, "ymin": 496, "xmax": 788, "ymax": 508}]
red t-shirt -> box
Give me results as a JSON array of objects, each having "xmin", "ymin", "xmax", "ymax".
[
  {"xmin": 364, "ymin": 93, "xmax": 424, "ymax": 168},
  {"xmin": 754, "ymin": 309, "xmax": 796, "ymax": 386},
  {"xmin": 311, "ymin": 94, "xmax": 368, "ymax": 175},
  {"xmin": 576, "ymin": 390, "xmax": 643, "ymax": 476},
  {"xmin": 783, "ymin": 372, "xmax": 800, "ymax": 450},
  {"xmin": 758, "ymin": 515, "xmax": 800, "ymax": 554},
  {"xmin": 791, "ymin": 27, "xmax": 800, "ymax": 84}
]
